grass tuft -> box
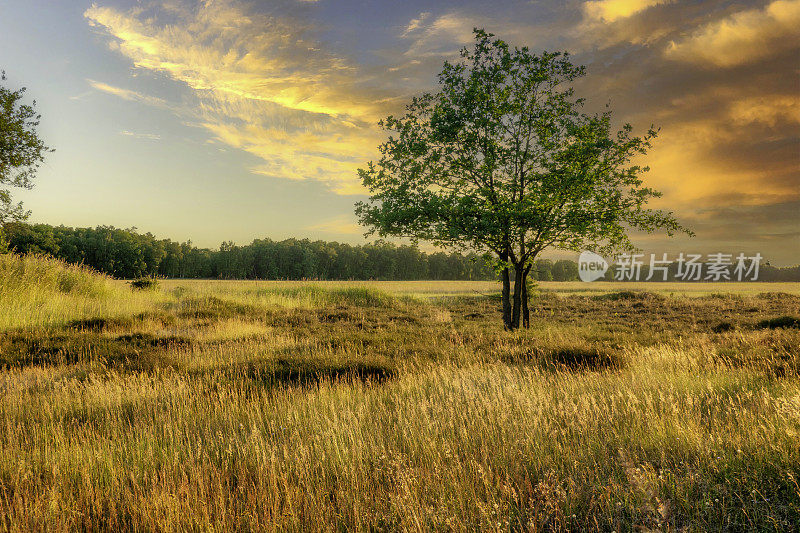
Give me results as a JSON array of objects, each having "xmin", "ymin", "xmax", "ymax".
[
  {"xmin": 593, "ymin": 290, "xmax": 664, "ymax": 301},
  {"xmin": 712, "ymin": 321, "xmax": 735, "ymax": 333},
  {"xmin": 756, "ymin": 315, "xmax": 800, "ymax": 329},
  {"xmin": 242, "ymin": 357, "xmax": 397, "ymax": 386}
]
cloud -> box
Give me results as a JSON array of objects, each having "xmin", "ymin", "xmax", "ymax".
[
  {"xmin": 397, "ymin": 10, "xmax": 552, "ymax": 59},
  {"xmin": 665, "ymin": 0, "xmax": 800, "ymax": 67},
  {"xmin": 82, "ymin": 2, "xmax": 565, "ymax": 193},
  {"xmin": 402, "ymin": 12, "xmax": 432, "ymax": 37},
  {"xmin": 119, "ymin": 130, "xmax": 161, "ymax": 140},
  {"xmin": 306, "ymin": 215, "xmax": 364, "ymax": 235},
  {"xmin": 81, "ymin": 0, "xmax": 799, "ymax": 260},
  {"xmin": 563, "ymin": 1, "xmax": 800, "ymax": 264},
  {"xmin": 728, "ymin": 95, "xmax": 800, "ymax": 127},
  {"xmin": 644, "ymin": 122, "xmax": 799, "ymax": 208},
  {"xmin": 399, "ymin": 12, "xmax": 475, "ymax": 57},
  {"xmin": 620, "ymin": 81, "xmax": 800, "ymax": 213},
  {"xmin": 84, "ymin": 0, "xmax": 399, "ymax": 193},
  {"xmin": 583, "ymin": 0, "xmax": 668, "ymax": 23},
  {"xmin": 87, "ymin": 79, "xmax": 167, "ymax": 107}
]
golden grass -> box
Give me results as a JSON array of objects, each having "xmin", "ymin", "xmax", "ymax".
[
  {"xmin": 1, "ymin": 256, "xmax": 798, "ymax": 531},
  {"xmin": 0, "ymin": 254, "xmax": 158, "ymax": 330},
  {"xmin": 155, "ymin": 278, "xmax": 800, "ymax": 298}
]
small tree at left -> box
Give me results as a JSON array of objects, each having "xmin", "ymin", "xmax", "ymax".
[{"xmin": 0, "ymin": 71, "xmax": 52, "ymax": 249}]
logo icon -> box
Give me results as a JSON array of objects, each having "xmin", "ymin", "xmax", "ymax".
[{"xmin": 578, "ymin": 251, "xmax": 608, "ymax": 282}]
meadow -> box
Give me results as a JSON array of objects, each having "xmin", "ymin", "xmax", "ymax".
[{"xmin": 0, "ymin": 253, "xmax": 798, "ymax": 531}]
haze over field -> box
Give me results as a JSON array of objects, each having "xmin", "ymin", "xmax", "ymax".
[{"xmin": 1, "ymin": 0, "xmax": 798, "ymax": 263}]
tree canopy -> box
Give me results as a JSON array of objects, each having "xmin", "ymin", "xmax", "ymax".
[
  {"xmin": 0, "ymin": 71, "xmax": 52, "ymax": 231},
  {"xmin": 356, "ymin": 29, "xmax": 690, "ymax": 329}
]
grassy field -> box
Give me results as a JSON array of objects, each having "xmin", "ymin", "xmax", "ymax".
[
  {"xmin": 1, "ymin": 254, "xmax": 799, "ymax": 531},
  {"xmin": 155, "ymin": 279, "xmax": 800, "ymax": 298}
]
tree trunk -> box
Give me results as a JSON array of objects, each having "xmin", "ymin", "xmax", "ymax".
[
  {"xmin": 522, "ymin": 264, "xmax": 532, "ymax": 328},
  {"xmin": 501, "ymin": 266, "xmax": 512, "ymax": 330},
  {"xmin": 511, "ymin": 263, "xmax": 524, "ymax": 329}
]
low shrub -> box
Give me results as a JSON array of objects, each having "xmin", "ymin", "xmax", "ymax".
[
  {"xmin": 756, "ymin": 316, "xmax": 800, "ymax": 329},
  {"xmin": 593, "ymin": 290, "xmax": 663, "ymax": 302},
  {"xmin": 130, "ymin": 277, "xmax": 159, "ymax": 291},
  {"xmin": 712, "ymin": 321, "xmax": 735, "ymax": 333}
]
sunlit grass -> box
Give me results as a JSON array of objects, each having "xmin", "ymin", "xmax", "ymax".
[
  {"xmin": 0, "ymin": 254, "xmax": 158, "ymax": 329},
  {"xmin": 1, "ymin": 255, "xmax": 798, "ymax": 530},
  {"xmin": 155, "ymin": 278, "xmax": 800, "ymax": 298}
]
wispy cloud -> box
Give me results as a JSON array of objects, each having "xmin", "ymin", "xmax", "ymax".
[
  {"xmin": 306, "ymin": 215, "xmax": 364, "ymax": 235},
  {"xmin": 87, "ymin": 79, "xmax": 167, "ymax": 107},
  {"xmin": 84, "ymin": 0, "xmax": 399, "ymax": 193},
  {"xmin": 119, "ymin": 130, "xmax": 161, "ymax": 140},
  {"xmin": 399, "ymin": 12, "xmax": 475, "ymax": 58}
]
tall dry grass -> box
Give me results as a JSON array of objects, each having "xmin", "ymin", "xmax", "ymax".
[
  {"xmin": 0, "ymin": 254, "xmax": 156, "ymax": 329},
  {"xmin": 0, "ymin": 254, "xmax": 797, "ymax": 531}
]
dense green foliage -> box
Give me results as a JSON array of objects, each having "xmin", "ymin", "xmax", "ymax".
[
  {"xmin": 2, "ymin": 222, "xmax": 497, "ymax": 280},
  {"xmin": 0, "ymin": 71, "xmax": 52, "ymax": 229}
]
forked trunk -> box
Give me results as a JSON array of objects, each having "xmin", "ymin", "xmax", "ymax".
[
  {"xmin": 522, "ymin": 264, "xmax": 532, "ymax": 328},
  {"xmin": 511, "ymin": 263, "xmax": 524, "ymax": 329},
  {"xmin": 501, "ymin": 266, "xmax": 512, "ymax": 330}
]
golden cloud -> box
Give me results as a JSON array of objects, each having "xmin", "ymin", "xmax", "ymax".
[
  {"xmin": 84, "ymin": 0, "xmax": 400, "ymax": 193},
  {"xmin": 665, "ymin": 0, "xmax": 800, "ymax": 67},
  {"xmin": 728, "ymin": 95, "xmax": 800, "ymax": 127},
  {"xmin": 583, "ymin": 0, "xmax": 668, "ymax": 23},
  {"xmin": 306, "ymin": 215, "xmax": 364, "ymax": 235},
  {"xmin": 87, "ymin": 79, "xmax": 167, "ymax": 107},
  {"xmin": 643, "ymin": 106, "xmax": 800, "ymax": 213}
]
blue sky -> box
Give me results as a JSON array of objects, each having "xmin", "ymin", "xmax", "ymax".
[{"xmin": 1, "ymin": 0, "xmax": 798, "ymax": 263}]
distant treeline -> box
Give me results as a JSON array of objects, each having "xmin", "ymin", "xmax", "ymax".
[
  {"xmin": 1, "ymin": 223, "xmax": 500, "ymax": 280},
  {"xmin": 2, "ymin": 223, "xmax": 798, "ymax": 281}
]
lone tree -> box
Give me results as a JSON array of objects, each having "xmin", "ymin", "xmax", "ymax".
[
  {"xmin": 356, "ymin": 30, "xmax": 689, "ymax": 330},
  {"xmin": 0, "ymin": 71, "xmax": 52, "ymax": 237}
]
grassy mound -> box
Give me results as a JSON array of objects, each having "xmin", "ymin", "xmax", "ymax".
[
  {"xmin": 0, "ymin": 253, "xmax": 111, "ymax": 298},
  {"xmin": 0, "ymin": 253, "xmax": 155, "ymax": 329}
]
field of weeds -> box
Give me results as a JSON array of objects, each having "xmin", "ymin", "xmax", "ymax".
[{"xmin": 1, "ymin": 254, "xmax": 799, "ymax": 531}]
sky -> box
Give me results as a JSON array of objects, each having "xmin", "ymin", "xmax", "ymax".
[{"xmin": 1, "ymin": 0, "xmax": 798, "ymax": 264}]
